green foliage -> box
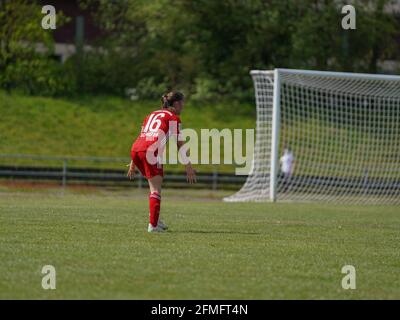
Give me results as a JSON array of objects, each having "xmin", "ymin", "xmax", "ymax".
[
  {"xmin": 68, "ymin": 49, "xmax": 138, "ymax": 96},
  {"xmin": 2, "ymin": 55, "xmax": 76, "ymax": 96},
  {"xmin": 290, "ymin": 0, "xmax": 399, "ymax": 72},
  {"xmin": 0, "ymin": 0, "xmax": 72, "ymax": 96},
  {"xmin": 80, "ymin": 0, "xmax": 399, "ymax": 100},
  {"xmin": 190, "ymin": 77, "xmax": 220, "ymax": 103},
  {"xmin": 1, "ymin": 0, "xmax": 399, "ymax": 98},
  {"xmin": 135, "ymin": 77, "xmax": 169, "ymax": 100}
]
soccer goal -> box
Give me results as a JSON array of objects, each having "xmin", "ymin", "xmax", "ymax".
[{"xmin": 224, "ymin": 69, "xmax": 400, "ymax": 204}]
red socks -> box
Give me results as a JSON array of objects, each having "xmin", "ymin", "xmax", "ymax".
[{"xmin": 149, "ymin": 192, "xmax": 161, "ymax": 227}]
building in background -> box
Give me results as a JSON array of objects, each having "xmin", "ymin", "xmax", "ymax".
[{"xmin": 38, "ymin": 0, "xmax": 102, "ymax": 62}]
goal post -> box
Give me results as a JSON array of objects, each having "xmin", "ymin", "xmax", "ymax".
[
  {"xmin": 270, "ymin": 68, "xmax": 281, "ymax": 202},
  {"xmin": 224, "ymin": 68, "xmax": 400, "ymax": 204}
]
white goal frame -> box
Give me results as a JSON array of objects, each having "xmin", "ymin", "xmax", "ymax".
[{"xmin": 225, "ymin": 68, "xmax": 400, "ymax": 204}]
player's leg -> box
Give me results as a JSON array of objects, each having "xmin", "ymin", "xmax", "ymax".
[
  {"xmin": 131, "ymin": 151, "xmax": 146, "ymax": 178},
  {"xmin": 286, "ymin": 173, "xmax": 292, "ymax": 192},
  {"xmin": 147, "ymin": 175, "xmax": 164, "ymax": 232},
  {"xmin": 282, "ymin": 172, "xmax": 289, "ymax": 193},
  {"xmin": 138, "ymin": 150, "xmax": 166, "ymax": 232},
  {"xmin": 148, "ymin": 174, "xmax": 162, "ymax": 194}
]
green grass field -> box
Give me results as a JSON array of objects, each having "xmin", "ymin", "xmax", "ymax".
[{"xmin": 1, "ymin": 187, "xmax": 399, "ymax": 299}]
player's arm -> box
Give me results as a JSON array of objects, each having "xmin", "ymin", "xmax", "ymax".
[
  {"xmin": 126, "ymin": 160, "xmax": 135, "ymax": 180},
  {"xmin": 174, "ymin": 118, "xmax": 196, "ymax": 184},
  {"xmin": 177, "ymin": 140, "xmax": 196, "ymax": 184}
]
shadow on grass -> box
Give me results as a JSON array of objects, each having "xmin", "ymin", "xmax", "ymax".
[{"xmin": 170, "ymin": 230, "xmax": 261, "ymax": 235}]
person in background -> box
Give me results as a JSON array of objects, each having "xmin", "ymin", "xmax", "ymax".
[{"xmin": 279, "ymin": 146, "xmax": 295, "ymax": 192}]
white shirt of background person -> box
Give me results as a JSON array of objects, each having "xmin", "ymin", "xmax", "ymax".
[{"xmin": 280, "ymin": 148, "xmax": 294, "ymax": 176}]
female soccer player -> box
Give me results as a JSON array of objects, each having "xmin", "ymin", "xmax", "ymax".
[{"xmin": 127, "ymin": 91, "xmax": 197, "ymax": 233}]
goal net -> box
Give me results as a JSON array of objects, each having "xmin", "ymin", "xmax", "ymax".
[{"xmin": 224, "ymin": 69, "xmax": 400, "ymax": 204}]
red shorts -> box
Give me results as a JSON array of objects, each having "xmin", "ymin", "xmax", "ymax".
[{"xmin": 131, "ymin": 150, "xmax": 164, "ymax": 179}]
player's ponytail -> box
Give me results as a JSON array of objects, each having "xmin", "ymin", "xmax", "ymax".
[
  {"xmin": 161, "ymin": 95, "xmax": 169, "ymax": 108},
  {"xmin": 161, "ymin": 91, "xmax": 184, "ymax": 108}
]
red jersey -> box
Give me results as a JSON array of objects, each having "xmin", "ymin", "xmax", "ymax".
[{"xmin": 131, "ymin": 109, "xmax": 181, "ymax": 152}]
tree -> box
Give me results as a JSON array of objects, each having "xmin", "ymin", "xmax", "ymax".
[
  {"xmin": 290, "ymin": 0, "xmax": 399, "ymax": 73},
  {"xmin": 6, "ymin": 0, "xmax": 396, "ymax": 98},
  {"xmin": 0, "ymin": 0, "xmax": 72, "ymax": 95}
]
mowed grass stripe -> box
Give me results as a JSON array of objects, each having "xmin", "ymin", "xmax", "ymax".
[{"xmin": 0, "ymin": 192, "xmax": 399, "ymax": 299}]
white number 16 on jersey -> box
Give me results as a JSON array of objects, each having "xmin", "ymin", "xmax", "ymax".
[{"xmin": 143, "ymin": 113, "xmax": 165, "ymax": 133}]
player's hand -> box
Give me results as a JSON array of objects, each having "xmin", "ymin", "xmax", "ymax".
[
  {"xmin": 185, "ymin": 164, "xmax": 197, "ymax": 184},
  {"xmin": 126, "ymin": 161, "xmax": 135, "ymax": 180}
]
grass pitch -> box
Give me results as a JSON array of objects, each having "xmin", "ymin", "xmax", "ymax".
[{"xmin": 0, "ymin": 187, "xmax": 399, "ymax": 299}]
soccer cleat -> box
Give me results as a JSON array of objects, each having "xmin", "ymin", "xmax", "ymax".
[
  {"xmin": 147, "ymin": 223, "xmax": 165, "ymax": 233},
  {"xmin": 157, "ymin": 220, "xmax": 168, "ymax": 230}
]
